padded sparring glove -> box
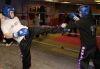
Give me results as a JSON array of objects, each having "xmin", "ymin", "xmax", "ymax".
[
  {"xmin": 60, "ymin": 23, "xmax": 67, "ymax": 28},
  {"xmin": 13, "ymin": 28, "xmax": 29, "ymax": 38},
  {"xmin": 69, "ymin": 12, "xmax": 79, "ymax": 21},
  {"xmin": 63, "ymin": 28, "xmax": 70, "ymax": 32}
]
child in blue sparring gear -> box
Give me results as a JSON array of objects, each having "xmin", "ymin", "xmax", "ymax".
[
  {"xmin": 1, "ymin": 5, "xmax": 63, "ymax": 69},
  {"xmin": 66, "ymin": 4, "xmax": 100, "ymax": 69}
]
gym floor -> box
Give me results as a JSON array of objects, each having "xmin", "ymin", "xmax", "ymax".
[
  {"xmin": 0, "ymin": 26, "xmax": 100, "ymax": 69},
  {"xmin": 0, "ymin": 43, "xmax": 78, "ymax": 69}
]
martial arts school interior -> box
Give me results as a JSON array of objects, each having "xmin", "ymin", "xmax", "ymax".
[{"xmin": 0, "ymin": 0, "xmax": 100, "ymax": 69}]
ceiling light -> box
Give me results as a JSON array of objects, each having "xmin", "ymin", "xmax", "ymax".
[
  {"xmin": 45, "ymin": 0, "xmax": 53, "ymax": 1},
  {"xmin": 94, "ymin": 0, "xmax": 100, "ymax": 2},
  {"xmin": 45, "ymin": 0, "xmax": 59, "ymax": 2},
  {"xmin": 61, "ymin": 1, "xmax": 71, "ymax": 3},
  {"xmin": 76, "ymin": 4, "xmax": 82, "ymax": 5}
]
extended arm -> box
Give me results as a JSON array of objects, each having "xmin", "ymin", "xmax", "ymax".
[
  {"xmin": 69, "ymin": 12, "xmax": 79, "ymax": 21},
  {"xmin": 61, "ymin": 12, "xmax": 80, "ymax": 29}
]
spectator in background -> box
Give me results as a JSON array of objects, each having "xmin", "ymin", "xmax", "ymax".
[
  {"xmin": 45, "ymin": 15, "xmax": 50, "ymax": 35},
  {"xmin": 62, "ymin": 11, "xmax": 78, "ymax": 36},
  {"xmin": 63, "ymin": 11, "xmax": 70, "ymax": 23},
  {"xmin": 62, "ymin": 11, "xmax": 70, "ymax": 35},
  {"xmin": 33, "ymin": 14, "xmax": 40, "ymax": 38},
  {"xmin": 45, "ymin": 15, "xmax": 50, "ymax": 25},
  {"xmin": 33, "ymin": 14, "xmax": 40, "ymax": 26},
  {"xmin": 67, "ymin": 19, "xmax": 78, "ymax": 37},
  {"xmin": 20, "ymin": 15, "xmax": 28, "ymax": 26}
]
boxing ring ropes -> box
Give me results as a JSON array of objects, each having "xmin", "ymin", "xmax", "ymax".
[
  {"xmin": 19, "ymin": 11, "xmax": 100, "ymax": 14},
  {"xmin": 32, "ymin": 32, "xmax": 100, "ymax": 53}
]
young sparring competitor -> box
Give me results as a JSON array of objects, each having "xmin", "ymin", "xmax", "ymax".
[
  {"xmin": 1, "ymin": 5, "xmax": 62, "ymax": 69},
  {"xmin": 61, "ymin": 4, "xmax": 100, "ymax": 69}
]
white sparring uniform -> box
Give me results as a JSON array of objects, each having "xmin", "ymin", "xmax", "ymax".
[
  {"xmin": 1, "ymin": 16, "xmax": 31, "ymax": 69},
  {"xmin": 1, "ymin": 17, "xmax": 28, "ymax": 43},
  {"xmin": 1, "ymin": 17, "xmax": 62, "ymax": 69}
]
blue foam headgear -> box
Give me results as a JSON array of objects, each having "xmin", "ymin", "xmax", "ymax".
[
  {"xmin": 2, "ymin": 5, "xmax": 14, "ymax": 19},
  {"xmin": 78, "ymin": 4, "xmax": 91, "ymax": 17}
]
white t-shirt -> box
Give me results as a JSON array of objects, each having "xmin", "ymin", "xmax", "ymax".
[
  {"xmin": 45, "ymin": 17, "xmax": 50, "ymax": 25},
  {"xmin": 34, "ymin": 16, "xmax": 40, "ymax": 26},
  {"xmin": 1, "ymin": 17, "xmax": 28, "ymax": 43}
]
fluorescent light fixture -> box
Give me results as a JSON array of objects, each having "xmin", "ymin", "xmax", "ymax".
[
  {"xmin": 97, "ymin": 3, "xmax": 100, "ymax": 4},
  {"xmin": 94, "ymin": 0, "xmax": 100, "ymax": 2},
  {"xmin": 45, "ymin": 0, "xmax": 59, "ymax": 2},
  {"xmin": 61, "ymin": 1, "xmax": 71, "ymax": 3},
  {"xmin": 76, "ymin": 4, "xmax": 82, "ymax": 5},
  {"xmin": 45, "ymin": 0, "xmax": 52, "ymax": 1}
]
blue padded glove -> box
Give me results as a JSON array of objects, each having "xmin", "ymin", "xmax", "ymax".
[
  {"xmin": 13, "ymin": 28, "xmax": 29, "ymax": 38},
  {"xmin": 69, "ymin": 12, "xmax": 79, "ymax": 21},
  {"xmin": 60, "ymin": 23, "xmax": 67, "ymax": 28},
  {"xmin": 63, "ymin": 28, "xmax": 70, "ymax": 32}
]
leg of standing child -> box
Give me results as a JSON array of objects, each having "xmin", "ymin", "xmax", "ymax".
[
  {"xmin": 78, "ymin": 46, "xmax": 100, "ymax": 69},
  {"xmin": 91, "ymin": 46, "xmax": 100, "ymax": 69}
]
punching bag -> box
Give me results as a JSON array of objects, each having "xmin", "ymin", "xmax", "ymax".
[
  {"xmin": 40, "ymin": 6, "xmax": 45, "ymax": 25},
  {"xmin": 5, "ymin": 0, "xmax": 11, "ymax": 5}
]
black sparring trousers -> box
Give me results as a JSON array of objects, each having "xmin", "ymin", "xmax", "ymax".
[
  {"xmin": 19, "ymin": 29, "xmax": 32, "ymax": 69},
  {"xmin": 19, "ymin": 26, "xmax": 62, "ymax": 69},
  {"xmin": 78, "ymin": 46, "xmax": 100, "ymax": 69},
  {"xmin": 19, "ymin": 27, "xmax": 45, "ymax": 69}
]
